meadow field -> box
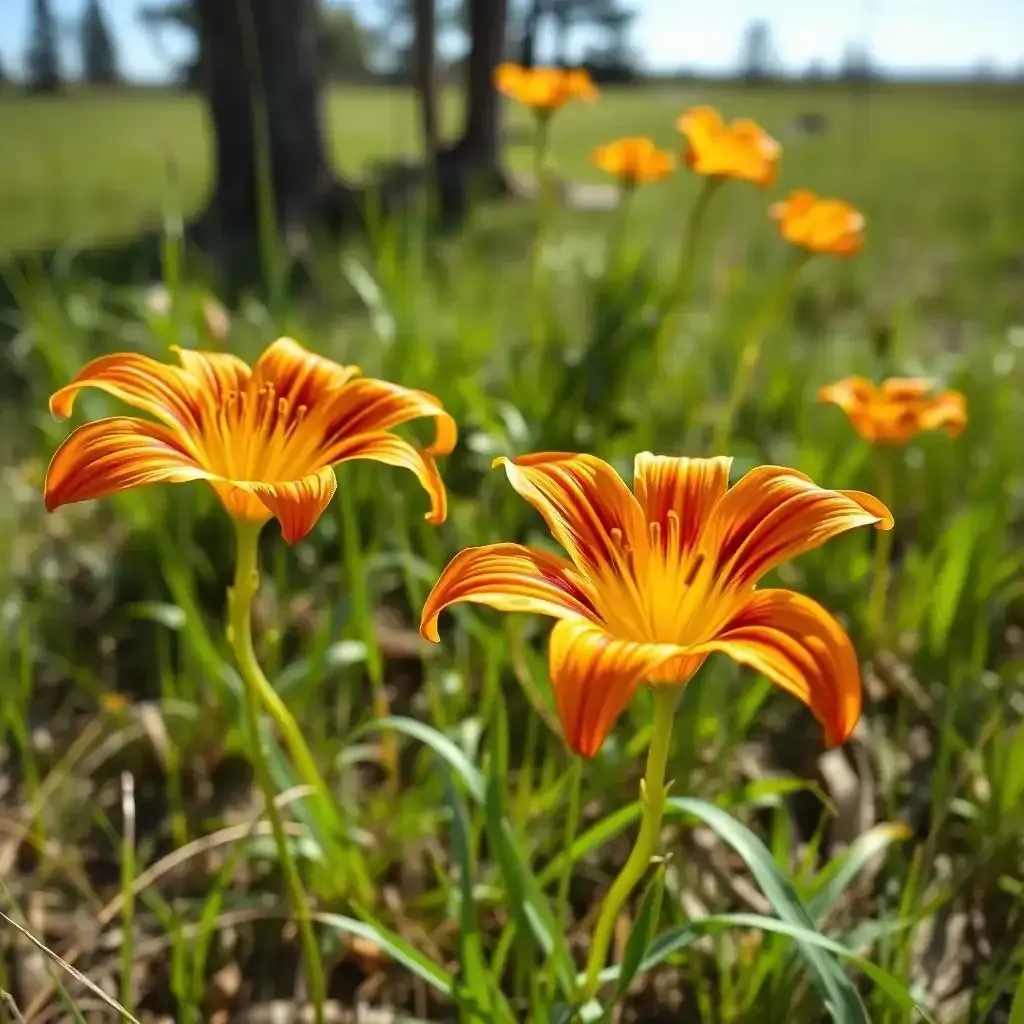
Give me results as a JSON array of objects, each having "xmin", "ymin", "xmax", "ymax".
[{"xmin": 1, "ymin": 83, "xmax": 1023, "ymax": 1023}]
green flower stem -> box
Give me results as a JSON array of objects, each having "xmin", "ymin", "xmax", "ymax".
[
  {"xmin": 653, "ymin": 176, "xmax": 722, "ymax": 369},
  {"xmin": 529, "ymin": 113, "xmax": 553, "ymax": 354},
  {"xmin": 868, "ymin": 449, "xmax": 896, "ymax": 642},
  {"xmin": 582, "ymin": 686, "xmax": 680, "ymax": 998},
  {"xmin": 228, "ymin": 519, "xmax": 326, "ymax": 1024},
  {"xmin": 711, "ymin": 251, "xmax": 809, "ymax": 453}
]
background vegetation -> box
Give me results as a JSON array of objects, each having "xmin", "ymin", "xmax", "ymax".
[{"xmin": 1, "ymin": 1, "xmax": 1023, "ymax": 1022}]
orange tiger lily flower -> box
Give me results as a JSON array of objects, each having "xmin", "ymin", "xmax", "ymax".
[
  {"xmin": 676, "ymin": 106, "xmax": 780, "ymax": 187},
  {"xmin": 421, "ymin": 453, "xmax": 892, "ymax": 757},
  {"xmin": 819, "ymin": 376, "xmax": 967, "ymax": 444},
  {"xmin": 45, "ymin": 337, "xmax": 455, "ymax": 542},
  {"xmin": 495, "ymin": 63, "xmax": 598, "ymax": 113},
  {"xmin": 770, "ymin": 189, "xmax": 865, "ymax": 255},
  {"xmin": 592, "ymin": 136, "xmax": 675, "ymax": 186}
]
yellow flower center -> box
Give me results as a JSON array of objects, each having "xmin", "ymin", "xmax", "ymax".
[
  {"xmin": 588, "ymin": 516, "xmax": 739, "ymax": 647},
  {"xmin": 196, "ymin": 383, "xmax": 317, "ymax": 482}
]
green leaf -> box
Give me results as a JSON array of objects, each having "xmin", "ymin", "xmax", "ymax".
[
  {"xmin": 928, "ymin": 507, "xmax": 985, "ymax": 653},
  {"xmin": 444, "ymin": 773, "xmax": 499, "ymax": 1021},
  {"xmin": 537, "ymin": 803, "xmax": 642, "ymax": 889},
  {"xmin": 1009, "ymin": 958, "xmax": 1024, "ymax": 1024},
  {"xmin": 483, "ymin": 771, "xmax": 576, "ymax": 1000},
  {"xmin": 606, "ymin": 913, "xmax": 934, "ymax": 1022},
  {"xmin": 808, "ymin": 822, "xmax": 911, "ymax": 923},
  {"xmin": 359, "ymin": 715, "xmax": 484, "ymax": 802},
  {"xmin": 614, "ymin": 864, "xmax": 666, "ymax": 998},
  {"xmin": 666, "ymin": 797, "xmax": 869, "ymax": 1023},
  {"xmin": 316, "ymin": 913, "xmax": 453, "ymax": 997}
]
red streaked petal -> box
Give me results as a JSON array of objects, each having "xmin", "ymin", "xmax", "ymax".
[
  {"xmin": 918, "ymin": 390, "xmax": 967, "ymax": 436},
  {"xmin": 246, "ymin": 466, "xmax": 338, "ymax": 543},
  {"xmin": 549, "ymin": 619, "xmax": 693, "ymax": 757},
  {"xmin": 49, "ymin": 352, "xmax": 199, "ymax": 432},
  {"xmin": 633, "ymin": 453, "xmax": 732, "ymax": 553},
  {"xmin": 706, "ymin": 465, "xmax": 893, "ymax": 589},
  {"xmin": 44, "ymin": 417, "xmax": 210, "ymax": 511},
  {"xmin": 818, "ymin": 376, "xmax": 876, "ymax": 413},
  {"xmin": 692, "ymin": 589, "xmax": 862, "ymax": 746},
  {"xmin": 419, "ymin": 543, "xmax": 598, "ymax": 642},
  {"xmin": 329, "ymin": 431, "xmax": 449, "ymax": 524},
  {"xmin": 252, "ymin": 337, "xmax": 361, "ymax": 406},
  {"xmin": 495, "ymin": 453, "xmax": 646, "ymax": 575},
  {"xmin": 172, "ymin": 346, "xmax": 251, "ymax": 402},
  {"xmin": 317, "ymin": 377, "xmax": 457, "ymax": 459}
]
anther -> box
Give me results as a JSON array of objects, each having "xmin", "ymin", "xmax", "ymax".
[{"xmin": 683, "ymin": 552, "xmax": 705, "ymax": 587}]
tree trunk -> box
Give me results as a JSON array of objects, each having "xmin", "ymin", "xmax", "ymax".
[
  {"xmin": 412, "ymin": 0, "xmax": 439, "ymax": 164},
  {"xmin": 447, "ymin": 0, "xmax": 507, "ymax": 172},
  {"xmin": 519, "ymin": 0, "xmax": 544, "ymax": 67},
  {"xmin": 553, "ymin": 14, "xmax": 570, "ymax": 67},
  {"xmin": 194, "ymin": 0, "xmax": 353, "ymax": 243}
]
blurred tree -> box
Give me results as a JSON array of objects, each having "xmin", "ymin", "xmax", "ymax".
[
  {"xmin": 193, "ymin": 0, "xmax": 356, "ymax": 244},
  {"xmin": 841, "ymin": 43, "xmax": 874, "ymax": 81},
  {"xmin": 437, "ymin": 0, "xmax": 509, "ymax": 192},
  {"xmin": 137, "ymin": 1, "xmax": 201, "ymax": 87},
  {"xmin": 81, "ymin": 0, "xmax": 120, "ymax": 86},
  {"xmin": 411, "ymin": 0, "xmax": 439, "ymax": 161},
  {"xmin": 738, "ymin": 19, "xmax": 776, "ymax": 82},
  {"xmin": 25, "ymin": 0, "xmax": 62, "ymax": 93},
  {"xmin": 0, "ymin": 54, "xmax": 8, "ymax": 89},
  {"xmin": 317, "ymin": 5, "xmax": 372, "ymax": 80},
  {"xmin": 518, "ymin": 0, "xmax": 546, "ymax": 67}
]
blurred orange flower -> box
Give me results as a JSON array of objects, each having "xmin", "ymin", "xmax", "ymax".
[
  {"xmin": 770, "ymin": 189, "xmax": 865, "ymax": 255},
  {"xmin": 422, "ymin": 452, "xmax": 891, "ymax": 756},
  {"xmin": 819, "ymin": 377, "xmax": 967, "ymax": 444},
  {"xmin": 592, "ymin": 136, "xmax": 675, "ymax": 186},
  {"xmin": 676, "ymin": 106, "xmax": 780, "ymax": 187},
  {"xmin": 45, "ymin": 338, "xmax": 455, "ymax": 542},
  {"xmin": 495, "ymin": 63, "xmax": 598, "ymax": 113}
]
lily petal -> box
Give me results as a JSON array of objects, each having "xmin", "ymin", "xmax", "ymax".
[
  {"xmin": 634, "ymin": 453, "xmax": 732, "ymax": 553},
  {"xmin": 707, "ymin": 465, "xmax": 893, "ymax": 589},
  {"xmin": 495, "ymin": 452, "xmax": 646, "ymax": 575},
  {"xmin": 818, "ymin": 376, "xmax": 875, "ymax": 413},
  {"xmin": 317, "ymin": 377, "xmax": 457, "ymax": 460},
  {"xmin": 247, "ymin": 466, "xmax": 338, "ymax": 543},
  {"xmin": 549, "ymin": 619, "xmax": 693, "ymax": 757},
  {"xmin": 252, "ymin": 337, "xmax": 361, "ymax": 405},
  {"xmin": 329, "ymin": 431, "xmax": 449, "ymax": 524},
  {"xmin": 172, "ymin": 346, "xmax": 252, "ymax": 403},
  {"xmin": 919, "ymin": 390, "xmax": 967, "ymax": 437},
  {"xmin": 49, "ymin": 352, "xmax": 200, "ymax": 434},
  {"xmin": 420, "ymin": 543, "xmax": 598, "ymax": 642},
  {"xmin": 44, "ymin": 417, "xmax": 211, "ymax": 511},
  {"xmin": 693, "ymin": 589, "xmax": 862, "ymax": 746}
]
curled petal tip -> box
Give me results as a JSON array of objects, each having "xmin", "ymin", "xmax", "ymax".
[{"xmin": 419, "ymin": 614, "xmax": 441, "ymax": 644}]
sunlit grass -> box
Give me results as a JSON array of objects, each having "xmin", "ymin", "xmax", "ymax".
[{"xmin": 0, "ymin": 81, "xmax": 1023, "ymax": 1022}]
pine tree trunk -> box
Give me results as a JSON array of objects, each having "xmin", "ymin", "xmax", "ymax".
[
  {"xmin": 443, "ymin": 0, "xmax": 508, "ymax": 174},
  {"xmin": 194, "ymin": 0, "xmax": 353, "ymax": 242},
  {"xmin": 412, "ymin": 0, "xmax": 439, "ymax": 164},
  {"xmin": 519, "ymin": 0, "xmax": 545, "ymax": 67}
]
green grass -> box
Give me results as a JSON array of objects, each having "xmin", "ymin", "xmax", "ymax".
[{"xmin": 1, "ymin": 83, "xmax": 1023, "ymax": 1023}]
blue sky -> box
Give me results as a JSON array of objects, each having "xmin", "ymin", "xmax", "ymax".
[{"xmin": 1, "ymin": 0, "xmax": 1022, "ymax": 80}]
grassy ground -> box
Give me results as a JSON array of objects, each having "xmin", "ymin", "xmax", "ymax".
[{"xmin": 1, "ymin": 84, "xmax": 1023, "ymax": 1023}]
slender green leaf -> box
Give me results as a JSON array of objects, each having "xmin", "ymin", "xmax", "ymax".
[
  {"xmin": 609, "ymin": 914, "xmax": 934, "ymax": 1021},
  {"xmin": 614, "ymin": 864, "xmax": 666, "ymax": 998},
  {"xmin": 360, "ymin": 715, "xmax": 484, "ymax": 802},
  {"xmin": 666, "ymin": 797, "xmax": 869, "ymax": 1023},
  {"xmin": 808, "ymin": 822, "xmax": 911, "ymax": 922},
  {"xmin": 444, "ymin": 773, "xmax": 500, "ymax": 1021},
  {"xmin": 316, "ymin": 913, "xmax": 453, "ymax": 996},
  {"xmin": 483, "ymin": 771, "xmax": 576, "ymax": 999}
]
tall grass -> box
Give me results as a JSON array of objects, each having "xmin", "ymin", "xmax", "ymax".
[{"xmin": 0, "ymin": 83, "xmax": 1022, "ymax": 1022}]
